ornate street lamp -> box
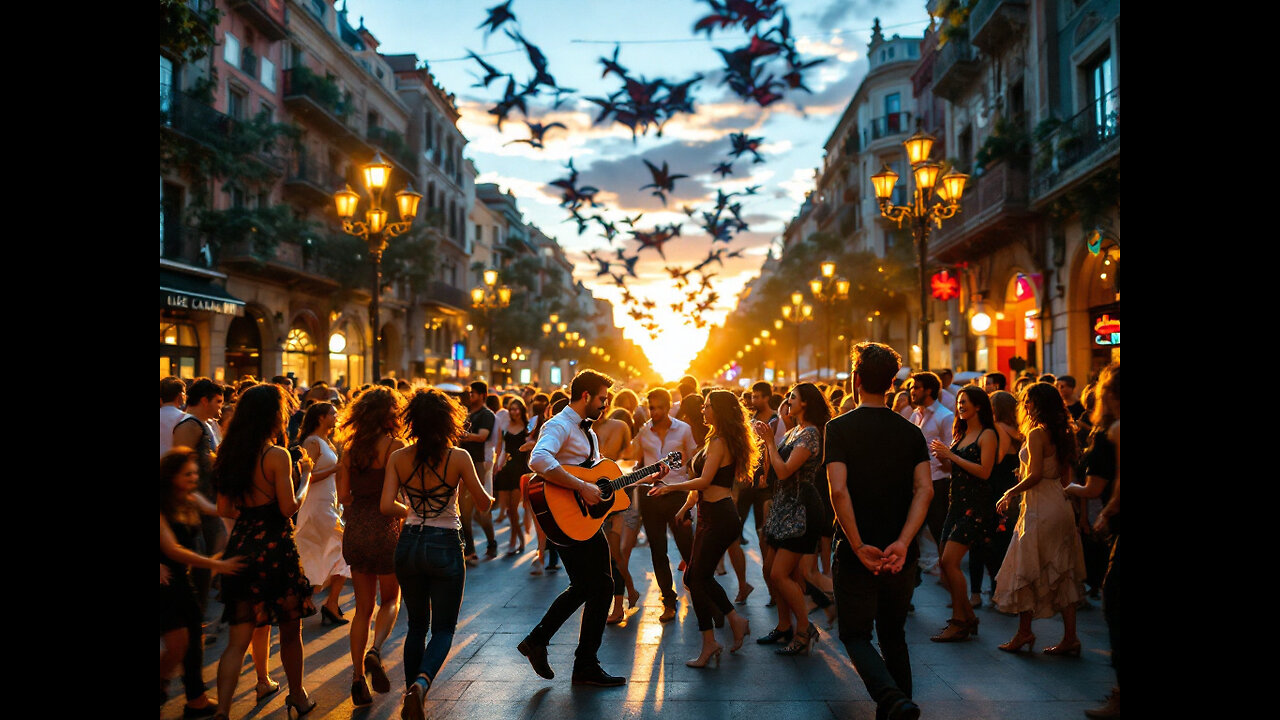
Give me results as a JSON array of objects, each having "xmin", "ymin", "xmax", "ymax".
[
  {"xmin": 871, "ymin": 127, "xmax": 968, "ymax": 370},
  {"xmin": 781, "ymin": 293, "xmax": 813, "ymax": 383},
  {"xmin": 810, "ymin": 260, "xmax": 850, "ymax": 382},
  {"xmin": 334, "ymin": 151, "xmax": 421, "ymax": 380},
  {"xmin": 471, "ymin": 269, "xmax": 511, "ymax": 384}
]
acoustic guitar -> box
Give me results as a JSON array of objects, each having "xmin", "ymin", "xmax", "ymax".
[{"xmin": 527, "ymin": 452, "xmax": 683, "ymax": 546}]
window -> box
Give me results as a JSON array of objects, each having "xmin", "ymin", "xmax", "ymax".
[
  {"xmin": 260, "ymin": 100, "xmax": 274, "ymax": 121},
  {"xmin": 885, "ymin": 93, "xmax": 901, "ymax": 117},
  {"xmin": 228, "ymin": 86, "xmax": 247, "ymax": 120},
  {"xmin": 223, "ymin": 32, "xmax": 240, "ymax": 66},
  {"xmin": 161, "ymin": 182, "xmax": 184, "ymax": 259},
  {"xmin": 160, "ymin": 55, "xmax": 174, "ymax": 120},
  {"xmin": 1085, "ymin": 52, "xmax": 1117, "ymax": 137},
  {"xmin": 230, "ymin": 186, "xmax": 246, "ymax": 209},
  {"xmin": 888, "ymin": 46, "xmax": 895, "ymax": 59},
  {"xmin": 260, "ymin": 56, "xmax": 276, "ymax": 90},
  {"xmin": 289, "ymin": 44, "xmax": 304, "ymax": 70},
  {"xmin": 308, "ymin": 0, "xmax": 325, "ymax": 20}
]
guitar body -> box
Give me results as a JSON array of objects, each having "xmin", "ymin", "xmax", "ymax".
[{"xmin": 527, "ymin": 460, "xmax": 632, "ymax": 546}]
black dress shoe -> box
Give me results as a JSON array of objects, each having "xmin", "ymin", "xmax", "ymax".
[
  {"xmin": 571, "ymin": 663, "xmax": 626, "ymax": 687},
  {"xmin": 886, "ymin": 696, "xmax": 921, "ymax": 720},
  {"xmin": 517, "ymin": 638, "xmax": 554, "ymax": 679}
]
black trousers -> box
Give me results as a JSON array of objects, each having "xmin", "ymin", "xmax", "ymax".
[
  {"xmin": 527, "ymin": 528, "xmax": 612, "ymax": 667},
  {"xmin": 638, "ymin": 490, "xmax": 693, "ymax": 609},
  {"xmin": 686, "ymin": 498, "xmax": 739, "ymax": 631},
  {"xmin": 735, "ymin": 482, "xmax": 771, "ymax": 539},
  {"xmin": 1103, "ymin": 535, "xmax": 1121, "ymax": 687},
  {"xmin": 833, "ymin": 541, "xmax": 915, "ymax": 711}
]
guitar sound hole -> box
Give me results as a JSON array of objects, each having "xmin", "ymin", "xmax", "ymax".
[{"xmin": 589, "ymin": 481, "xmax": 613, "ymax": 519}]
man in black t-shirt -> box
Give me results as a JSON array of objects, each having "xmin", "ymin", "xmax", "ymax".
[
  {"xmin": 824, "ymin": 342, "xmax": 933, "ymax": 720},
  {"xmin": 460, "ymin": 381, "xmax": 498, "ymax": 561}
]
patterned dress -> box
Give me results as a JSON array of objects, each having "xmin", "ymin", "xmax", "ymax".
[
  {"xmin": 343, "ymin": 462, "xmax": 402, "ymax": 575},
  {"xmin": 220, "ymin": 502, "xmax": 317, "ymax": 627},
  {"xmin": 766, "ymin": 425, "xmax": 824, "ymax": 554},
  {"xmin": 940, "ymin": 429, "xmax": 996, "ymax": 547}
]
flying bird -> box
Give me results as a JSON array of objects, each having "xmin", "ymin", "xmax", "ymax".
[
  {"xmin": 600, "ymin": 44, "xmax": 628, "ymax": 80},
  {"xmin": 728, "ymin": 132, "xmax": 765, "ymax": 163},
  {"xmin": 466, "ymin": 51, "xmax": 508, "ymax": 88},
  {"xmin": 506, "ymin": 29, "xmax": 557, "ymax": 91},
  {"xmin": 477, "ymin": 0, "xmax": 517, "ymax": 36},
  {"xmin": 640, "ymin": 159, "xmax": 688, "ymax": 206},
  {"xmin": 712, "ymin": 162, "xmax": 734, "ymax": 178},
  {"xmin": 504, "ymin": 120, "xmax": 566, "ymax": 149}
]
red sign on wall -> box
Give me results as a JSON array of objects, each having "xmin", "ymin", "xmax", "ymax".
[{"xmin": 931, "ymin": 270, "xmax": 960, "ymax": 301}]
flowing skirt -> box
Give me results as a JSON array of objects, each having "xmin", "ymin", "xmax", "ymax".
[{"xmin": 992, "ymin": 480, "xmax": 1086, "ymax": 619}]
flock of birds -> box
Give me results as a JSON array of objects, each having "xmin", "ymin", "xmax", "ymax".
[{"xmin": 466, "ymin": 0, "xmax": 825, "ymax": 340}]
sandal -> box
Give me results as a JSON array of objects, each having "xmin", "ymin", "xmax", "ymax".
[
  {"xmin": 930, "ymin": 618, "xmax": 973, "ymax": 643},
  {"xmin": 255, "ymin": 678, "xmax": 281, "ymax": 702}
]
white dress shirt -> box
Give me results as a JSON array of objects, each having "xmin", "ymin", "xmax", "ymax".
[
  {"xmin": 529, "ymin": 405, "xmax": 602, "ymax": 475},
  {"xmin": 910, "ymin": 400, "xmax": 955, "ymax": 482},
  {"xmin": 160, "ymin": 405, "xmax": 185, "ymax": 455},
  {"xmin": 938, "ymin": 388, "xmax": 957, "ymax": 415},
  {"xmin": 633, "ymin": 417, "xmax": 698, "ymax": 485}
]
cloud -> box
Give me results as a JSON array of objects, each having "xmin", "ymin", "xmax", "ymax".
[
  {"xmin": 804, "ymin": 0, "xmax": 897, "ymax": 28},
  {"xmin": 574, "ymin": 139, "xmax": 729, "ymax": 212},
  {"xmin": 474, "ymin": 171, "xmax": 562, "ymax": 206},
  {"xmin": 778, "ymin": 167, "xmax": 818, "ymax": 205}
]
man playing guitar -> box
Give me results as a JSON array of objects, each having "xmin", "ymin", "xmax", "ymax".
[{"xmin": 517, "ymin": 369, "xmax": 669, "ymax": 687}]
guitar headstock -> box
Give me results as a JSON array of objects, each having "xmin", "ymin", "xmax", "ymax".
[{"xmin": 664, "ymin": 451, "xmax": 683, "ymax": 470}]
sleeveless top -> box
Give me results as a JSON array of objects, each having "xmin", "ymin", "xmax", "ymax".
[
  {"xmin": 401, "ymin": 450, "xmax": 461, "ymax": 529},
  {"xmin": 305, "ymin": 434, "xmax": 338, "ymax": 477},
  {"xmin": 691, "ymin": 447, "xmax": 736, "ymax": 489}
]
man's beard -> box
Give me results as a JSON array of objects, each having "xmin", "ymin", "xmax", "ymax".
[{"xmin": 588, "ymin": 404, "xmax": 606, "ymax": 420}]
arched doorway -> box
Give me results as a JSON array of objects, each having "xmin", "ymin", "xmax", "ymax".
[
  {"xmin": 282, "ymin": 326, "xmax": 317, "ymax": 387},
  {"xmin": 328, "ymin": 318, "xmax": 366, "ymax": 388},
  {"xmin": 160, "ymin": 321, "xmax": 199, "ymax": 378},
  {"xmin": 225, "ymin": 311, "xmax": 262, "ymax": 382},
  {"xmin": 1079, "ymin": 238, "xmax": 1120, "ymax": 377},
  {"xmin": 990, "ymin": 272, "xmax": 1041, "ymax": 378}
]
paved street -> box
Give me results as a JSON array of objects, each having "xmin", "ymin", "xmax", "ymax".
[{"xmin": 163, "ymin": 518, "xmax": 1113, "ymax": 720}]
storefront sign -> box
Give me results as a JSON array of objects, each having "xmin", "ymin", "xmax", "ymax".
[
  {"xmin": 931, "ymin": 270, "xmax": 960, "ymax": 301},
  {"xmin": 161, "ymin": 291, "xmax": 244, "ymax": 316},
  {"xmin": 1092, "ymin": 311, "xmax": 1120, "ymax": 346}
]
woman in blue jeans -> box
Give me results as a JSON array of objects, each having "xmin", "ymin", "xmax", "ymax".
[{"xmin": 381, "ymin": 389, "xmax": 493, "ymax": 720}]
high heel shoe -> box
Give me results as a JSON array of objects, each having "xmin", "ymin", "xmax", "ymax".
[
  {"xmin": 530, "ymin": 556, "xmax": 544, "ymax": 576},
  {"xmin": 365, "ymin": 647, "xmax": 391, "ymax": 693},
  {"xmin": 255, "ymin": 678, "xmax": 281, "ymax": 702},
  {"xmin": 997, "ymin": 632, "xmax": 1036, "ymax": 653},
  {"xmin": 729, "ymin": 615, "xmax": 750, "ymax": 653},
  {"xmin": 930, "ymin": 618, "xmax": 973, "ymax": 642},
  {"xmin": 320, "ymin": 605, "xmax": 349, "ymax": 626},
  {"xmin": 1042, "ymin": 639, "xmax": 1082, "ymax": 656},
  {"xmin": 685, "ymin": 644, "xmax": 723, "ymax": 668},
  {"xmin": 351, "ymin": 675, "xmax": 373, "ymax": 707},
  {"xmin": 734, "ymin": 582, "xmax": 755, "ymax": 605},
  {"xmin": 776, "ymin": 624, "xmax": 818, "ymax": 655},
  {"xmin": 284, "ymin": 693, "xmax": 318, "ymax": 717},
  {"xmin": 756, "ymin": 627, "xmax": 794, "ymax": 645}
]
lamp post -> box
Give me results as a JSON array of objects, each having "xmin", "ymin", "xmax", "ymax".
[
  {"xmin": 471, "ymin": 269, "xmax": 512, "ymax": 384},
  {"xmin": 871, "ymin": 128, "xmax": 968, "ymax": 371},
  {"xmin": 333, "ymin": 151, "xmax": 422, "ymax": 381},
  {"xmin": 781, "ymin": 292, "xmax": 813, "ymax": 383},
  {"xmin": 809, "ymin": 260, "xmax": 850, "ymax": 382}
]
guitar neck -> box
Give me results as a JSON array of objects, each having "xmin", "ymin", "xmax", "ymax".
[{"xmin": 609, "ymin": 461, "xmax": 665, "ymax": 492}]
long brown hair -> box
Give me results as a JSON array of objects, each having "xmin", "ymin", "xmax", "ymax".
[
  {"xmin": 336, "ymin": 386, "xmax": 405, "ymax": 470},
  {"xmin": 1019, "ymin": 383, "xmax": 1077, "ymax": 464},
  {"xmin": 161, "ymin": 447, "xmax": 200, "ymax": 526},
  {"xmin": 702, "ymin": 389, "xmax": 761, "ymax": 485},
  {"xmin": 295, "ymin": 401, "xmax": 335, "ymax": 445},
  {"xmin": 212, "ymin": 384, "xmax": 289, "ymax": 502}
]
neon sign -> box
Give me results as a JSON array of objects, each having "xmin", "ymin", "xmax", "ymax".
[
  {"xmin": 931, "ymin": 270, "xmax": 960, "ymax": 301},
  {"xmin": 1093, "ymin": 312, "xmax": 1120, "ymax": 346}
]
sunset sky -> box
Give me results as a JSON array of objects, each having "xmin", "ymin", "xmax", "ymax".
[{"xmin": 343, "ymin": 0, "xmax": 931, "ymax": 380}]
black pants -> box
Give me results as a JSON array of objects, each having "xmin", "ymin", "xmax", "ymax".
[
  {"xmin": 189, "ymin": 515, "xmax": 226, "ymax": 618},
  {"xmin": 638, "ymin": 490, "xmax": 693, "ymax": 609},
  {"xmin": 527, "ymin": 528, "xmax": 612, "ymax": 667},
  {"xmin": 735, "ymin": 483, "xmax": 771, "ymax": 539},
  {"xmin": 162, "ymin": 573, "xmax": 208, "ymax": 701},
  {"xmin": 968, "ymin": 523, "xmax": 1012, "ymax": 594},
  {"xmin": 1103, "ymin": 535, "xmax": 1121, "ymax": 687},
  {"xmin": 685, "ymin": 498, "xmax": 738, "ymax": 631},
  {"xmin": 833, "ymin": 542, "xmax": 915, "ymax": 711}
]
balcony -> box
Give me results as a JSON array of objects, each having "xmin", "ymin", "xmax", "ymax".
[
  {"xmin": 870, "ymin": 112, "xmax": 913, "ymax": 142},
  {"xmin": 282, "ymin": 68, "xmax": 367, "ymax": 152},
  {"xmin": 161, "ymin": 86, "xmax": 231, "ymax": 148},
  {"xmin": 161, "ymin": 224, "xmax": 213, "ymax": 268},
  {"xmin": 970, "ymin": 0, "xmax": 1027, "ymax": 52},
  {"xmin": 219, "ymin": 238, "xmax": 338, "ymax": 295},
  {"xmin": 284, "ymin": 158, "xmax": 346, "ymax": 206},
  {"xmin": 1031, "ymin": 87, "xmax": 1120, "ymax": 203},
  {"xmin": 228, "ymin": 0, "xmax": 287, "ymax": 42},
  {"xmin": 367, "ymin": 126, "xmax": 419, "ymax": 182},
  {"xmin": 421, "ymin": 280, "xmax": 470, "ymax": 311},
  {"xmin": 932, "ymin": 38, "xmax": 981, "ymax": 101},
  {"xmin": 929, "ymin": 159, "xmax": 1033, "ymax": 263}
]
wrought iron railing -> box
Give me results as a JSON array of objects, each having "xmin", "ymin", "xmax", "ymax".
[
  {"xmin": 870, "ymin": 112, "xmax": 913, "ymax": 141},
  {"xmin": 1032, "ymin": 86, "xmax": 1120, "ymax": 197}
]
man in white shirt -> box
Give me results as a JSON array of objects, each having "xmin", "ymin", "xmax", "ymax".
[
  {"xmin": 908, "ymin": 372, "xmax": 954, "ymax": 576},
  {"xmin": 622, "ymin": 387, "xmax": 697, "ymax": 622},
  {"xmin": 937, "ymin": 368, "xmax": 958, "ymax": 413},
  {"xmin": 160, "ymin": 376, "xmax": 187, "ymax": 455},
  {"xmin": 518, "ymin": 370, "xmax": 667, "ymax": 687}
]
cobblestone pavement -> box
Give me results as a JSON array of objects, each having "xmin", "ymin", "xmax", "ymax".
[{"xmin": 161, "ymin": 516, "xmax": 1113, "ymax": 720}]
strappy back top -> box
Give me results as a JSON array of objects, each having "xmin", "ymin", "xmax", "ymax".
[{"xmin": 401, "ymin": 450, "xmax": 461, "ymax": 529}]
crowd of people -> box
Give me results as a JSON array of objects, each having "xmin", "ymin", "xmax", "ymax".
[{"xmin": 159, "ymin": 349, "xmax": 1121, "ymax": 720}]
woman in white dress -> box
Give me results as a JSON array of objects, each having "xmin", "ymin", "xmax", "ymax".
[{"xmin": 294, "ymin": 401, "xmax": 351, "ymax": 624}]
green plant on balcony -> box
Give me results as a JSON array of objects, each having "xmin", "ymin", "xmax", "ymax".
[
  {"xmin": 193, "ymin": 204, "xmax": 316, "ymax": 261},
  {"xmin": 974, "ymin": 116, "xmax": 1030, "ymax": 174},
  {"xmin": 289, "ymin": 65, "xmax": 345, "ymax": 117},
  {"xmin": 370, "ymin": 127, "xmax": 412, "ymax": 166},
  {"xmin": 1033, "ymin": 117, "xmax": 1062, "ymax": 171},
  {"xmin": 162, "ymin": 107, "xmax": 299, "ymax": 195},
  {"xmin": 314, "ymin": 222, "xmax": 439, "ymax": 297},
  {"xmin": 936, "ymin": 0, "xmax": 977, "ymax": 45},
  {"xmin": 160, "ymin": 0, "xmax": 223, "ymax": 62}
]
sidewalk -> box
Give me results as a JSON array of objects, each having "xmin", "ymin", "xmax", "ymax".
[{"xmin": 162, "ymin": 519, "xmax": 1113, "ymax": 719}]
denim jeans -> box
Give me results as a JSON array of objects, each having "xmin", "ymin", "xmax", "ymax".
[
  {"xmin": 833, "ymin": 539, "xmax": 915, "ymax": 711},
  {"xmin": 394, "ymin": 524, "xmax": 466, "ymax": 687}
]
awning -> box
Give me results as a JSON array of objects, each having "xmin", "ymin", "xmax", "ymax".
[{"xmin": 160, "ymin": 269, "xmax": 245, "ymax": 316}]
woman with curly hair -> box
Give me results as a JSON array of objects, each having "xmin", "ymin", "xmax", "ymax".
[
  {"xmin": 381, "ymin": 389, "xmax": 492, "ymax": 720},
  {"xmin": 649, "ymin": 389, "xmax": 759, "ymax": 667},
  {"xmin": 335, "ymin": 387, "xmax": 406, "ymax": 706},
  {"xmin": 993, "ymin": 382, "xmax": 1086, "ymax": 655},
  {"xmin": 211, "ymin": 384, "xmax": 318, "ymax": 718}
]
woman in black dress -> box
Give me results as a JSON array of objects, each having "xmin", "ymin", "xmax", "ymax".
[
  {"xmin": 160, "ymin": 448, "xmax": 246, "ymax": 716},
  {"xmin": 212, "ymin": 384, "xmax": 319, "ymax": 718},
  {"xmin": 929, "ymin": 386, "xmax": 998, "ymax": 642},
  {"xmin": 493, "ymin": 397, "xmax": 530, "ymax": 555},
  {"xmin": 969, "ymin": 390, "xmax": 1021, "ymax": 603}
]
